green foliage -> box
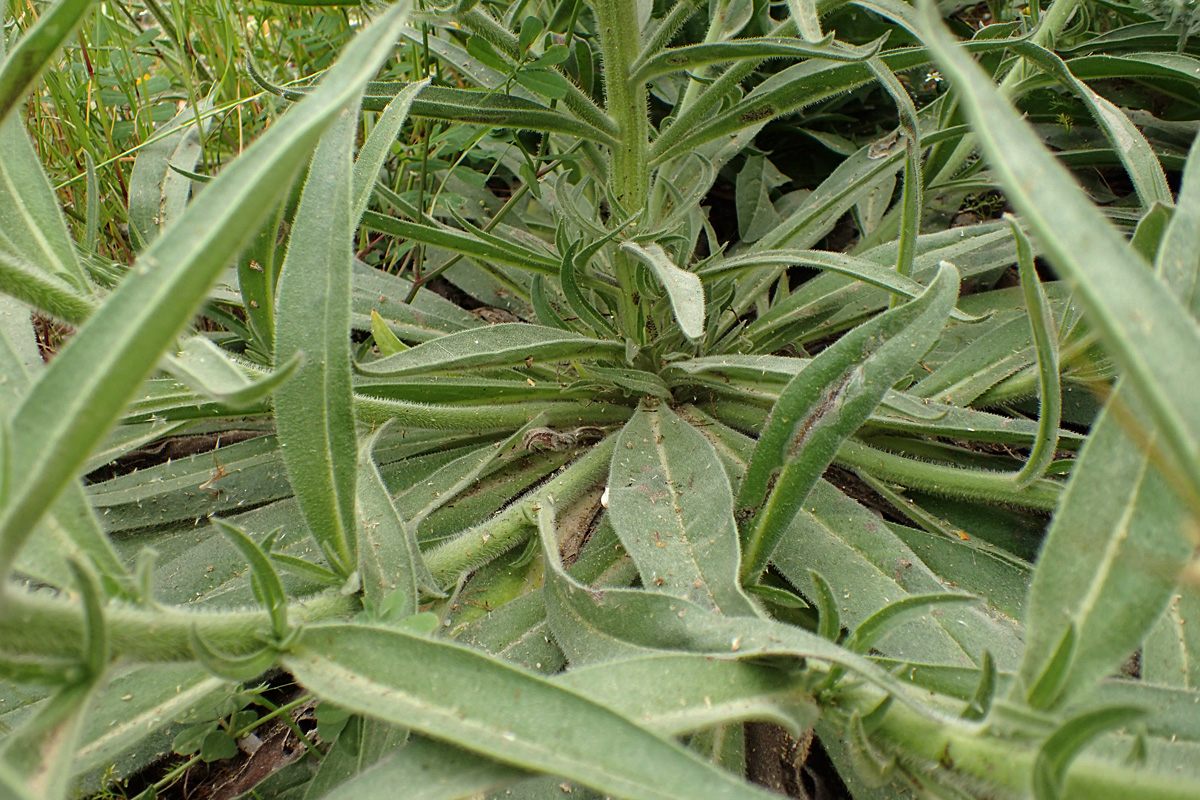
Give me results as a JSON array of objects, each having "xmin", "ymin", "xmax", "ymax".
[{"xmin": 2, "ymin": 0, "xmax": 1200, "ymax": 797}]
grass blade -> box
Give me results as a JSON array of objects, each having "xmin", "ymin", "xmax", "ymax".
[{"xmin": 0, "ymin": 0, "xmax": 94, "ymax": 129}]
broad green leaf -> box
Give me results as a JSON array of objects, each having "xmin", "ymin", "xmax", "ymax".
[
  {"xmin": 921, "ymin": 5, "xmax": 1200, "ymax": 498},
  {"xmin": 0, "ymin": 3, "xmax": 414, "ymax": 580},
  {"xmin": 127, "ymin": 100, "xmax": 210, "ymax": 248},
  {"xmin": 556, "ymin": 654, "xmax": 818, "ymax": 736},
  {"xmin": 737, "ymin": 263, "xmax": 959, "ymax": 580},
  {"xmin": 274, "ymin": 110, "xmax": 362, "ymax": 576},
  {"xmin": 0, "ymin": 116, "xmax": 89, "ymax": 291},
  {"xmin": 608, "ymin": 405, "xmax": 757, "ymax": 615},
  {"xmin": 74, "ymin": 664, "xmax": 229, "ymax": 782},
  {"xmin": 357, "ymin": 324, "xmax": 624, "ymax": 377},
  {"xmin": 1011, "ymin": 105, "xmax": 1200, "ymax": 711},
  {"xmin": 620, "ymin": 242, "xmax": 705, "ymax": 342},
  {"xmin": 734, "ymin": 155, "xmax": 787, "ymax": 244},
  {"xmin": 538, "ymin": 503, "xmax": 967, "ymax": 720},
  {"xmin": 1144, "ymin": 592, "xmax": 1200, "ymax": 689},
  {"xmin": 1018, "ymin": 393, "xmax": 1193, "ymax": 709},
  {"xmin": 352, "ymin": 78, "xmax": 430, "ymax": 226},
  {"xmin": 285, "ymin": 625, "xmax": 777, "ymax": 800},
  {"xmin": 315, "ymin": 734, "xmax": 525, "ymax": 800},
  {"xmin": 0, "ymin": 0, "xmax": 94, "ymax": 129}
]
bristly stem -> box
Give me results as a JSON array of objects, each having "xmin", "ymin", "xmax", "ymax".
[{"xmin": 591, "ymin": 0, "xmax": 652, "ymax": 342}]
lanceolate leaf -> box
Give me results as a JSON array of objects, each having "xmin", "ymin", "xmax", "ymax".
[
  {"xmin": 0, "ymin": 3, "xmax": 414, "ymax": 581},
  {"xmin": 620, "ymin": 242, "xmax": 706, "ymax": 342},
  {"xmin": 284, "ymin": 625, "xmax": 777, "ymax": 800},
  {"xmin": 352, "ymin": 77, "xmax": 430, "ymax": 227},
  {"xmin": 737, "ymin": 263, "xmax": 959, "ymax": 580},
  {"xmin": 0, "ymin": 116, "xmax": 89, "ymax": 291},
  {"xmin": 356, "ymin": 426, "xmax": 439, "ymax": 616},
  {"xmin": 356, "ymin": 324, "xmax": 624, "ymax": 377},
  {"xmin": 608, "ymin": 404, "xmax": 757, "ymax": 615},
  {"xmin": 274, "ymin": 110, "xmax": 362, "ymax": 576}
]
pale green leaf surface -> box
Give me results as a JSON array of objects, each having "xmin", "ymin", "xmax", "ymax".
[
  {"xmin": 737, "ymin": 263, "xmax": 959, "ymax": 579},
  {"xmin": 735, "ymin": 155, "xmax": 787, "ymax": 244},
  {"xmin": 357, "ymin": 323, "xmax": 624, "ymax": 377},
  {"xmin": 164, "ymin": 336, "xmax": 300, "ymax": 409},
  {"xmin": 314, "ymin": 734, "xmax": 525, "ymax": 800},
  {"xmin": 274, "ymin": 110, "xmax": 362, "ymax": 575},
  {"xmin": 620, "ymin": 242, "xmax": 705, "ymax": 341},
  {"xmin": 285, "ymin": 624, "xmax": 777, "ymax": 800},
  {"xmin": 127, "ymin": 100, "xmax": 210, "ymax": 247},
  {"xmin": 357, "ymin": 426, "xmax": 441, "ymax": 615},
  {"xmin": 0, "ymin": 116, "xmax": 88, "ymax": 290},
  {"xmin": 1017, "ymin": 389, "xmax": 1193, "ymax": 709},
  {"xmin": 608, "ymin": 405, "xmax": 757, "ymax": 615}
]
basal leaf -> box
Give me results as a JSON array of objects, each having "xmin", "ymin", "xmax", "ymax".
[
  {"xmin": 356, "ymin": 324, "xmax": 624, "ymax": 377},
  {"xmin": 285, "ymin": 625, "xmax": 777, "ymax": 800},
  {"xmin": 608, "ymin": 404, "xmax": 757, "ymax": 615},
  {"xmin": 274, "ymin": 110, "xmax": 363, "ymax": 576},
  {"xmin": 737, "ymin": 262, "xmax": 959, "ymax": 580}
]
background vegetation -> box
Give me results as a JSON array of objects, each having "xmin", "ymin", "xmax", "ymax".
[{"xmin": 1, "ymin": 0, "xmax": 1200, "ymax": 797}]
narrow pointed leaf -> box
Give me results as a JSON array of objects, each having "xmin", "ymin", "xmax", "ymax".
[
  {"xmin": 274, "ymin": 111, "xmax": 362, "ymax": 575},
  {"xmin": 164, "ymin": 335, "xmax": 301, "ymax": 409},
  {"xmin": 357, "ymin": 324, "xmax": 624, "ymax": 377},
  {"xmin": 357, "ymin": 426, "xmax": 438, "ymax": 616},
  {"xmin": 921, "ymin": 5, "xmax": 1200, "ymax": 495},
  {"xmin": 352, "ymin": 78, "xmax": 430, "ymax": 226},
  {"xmin": 737, "ymin": 263, "xmax": 959, "ymax": 580}
]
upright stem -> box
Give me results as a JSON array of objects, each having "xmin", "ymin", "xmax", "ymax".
[{"xmin": 592, "ymin": 0, "xmax": 652, "ymax": 341}]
